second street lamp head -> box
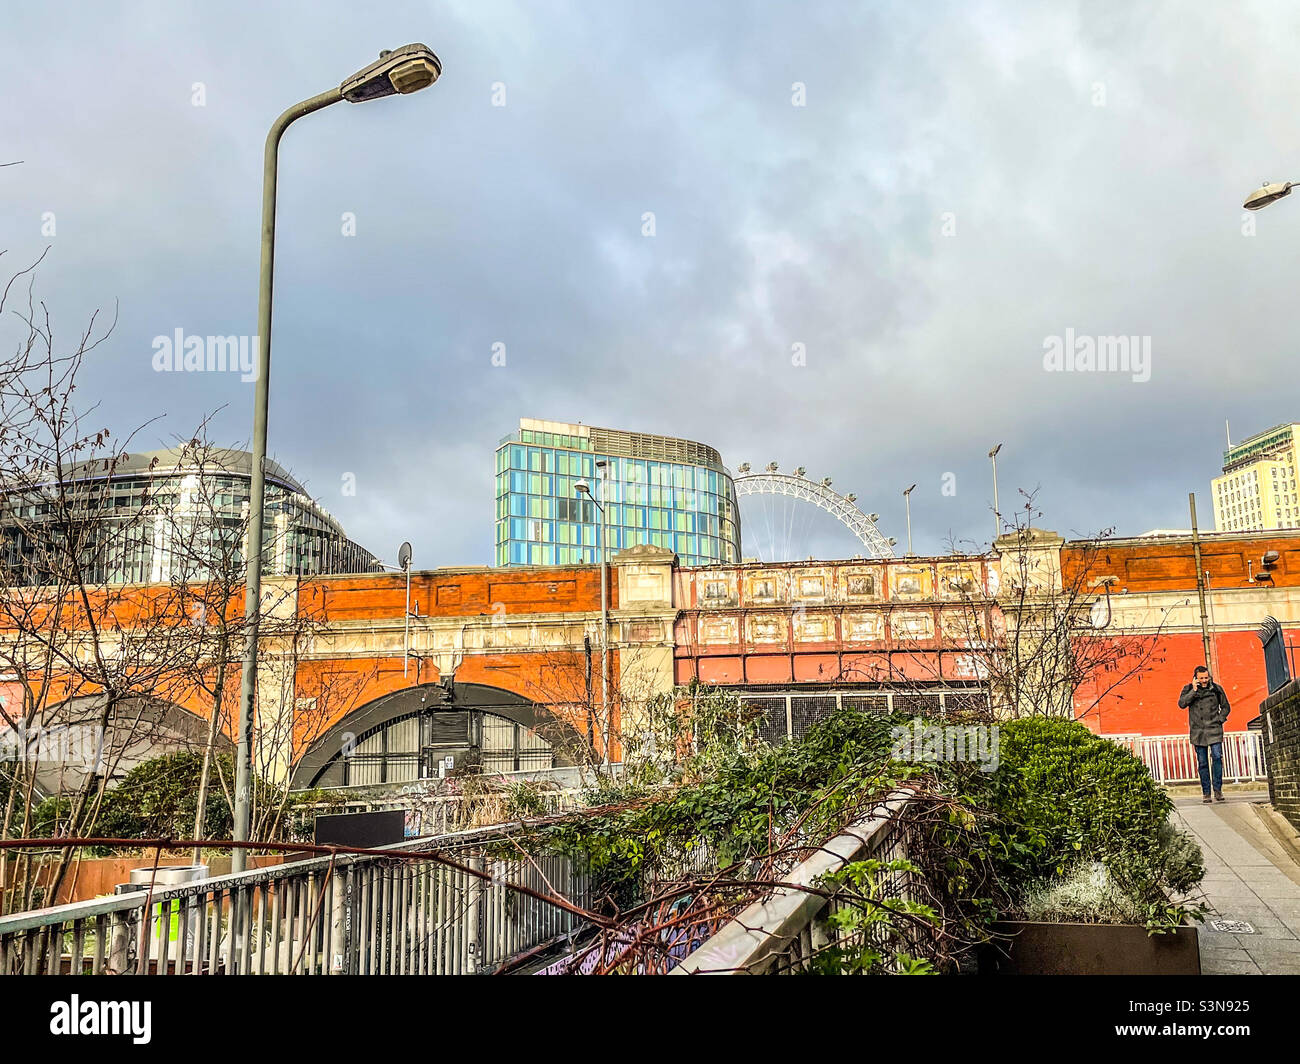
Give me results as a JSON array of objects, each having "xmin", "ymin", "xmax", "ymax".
[
  {"xmin": 1243, "ymin": 181, "xmax": 1294, "ymax": 211},
  {"xmin": 341, "ymin": 44, "xmax": 442, "ymax": 103},
  {"xmin": 574, "ymin": 480, "xmax": 591, "ymax": 496}
]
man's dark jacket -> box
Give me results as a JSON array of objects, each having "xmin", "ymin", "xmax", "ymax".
[{"xmin": 1178, "ymin": 681, "xmax": 1231, "ymax": 746}]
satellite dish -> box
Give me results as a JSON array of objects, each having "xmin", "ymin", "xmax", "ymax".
[{"xmin": 397, "ymin": 541, "xmax": 413, "ymax": 570}]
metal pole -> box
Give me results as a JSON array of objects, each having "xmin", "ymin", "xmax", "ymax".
[
  {"xmin": 991, "ymin": 451, "xmax": 1000, "ymax": 542},
  {"xmin": 904, "ymin": 494, "xmax": 913, "ymax": 555},
  {"xmin": 597, "ymin": 464, "xmax": 610, "ymax": 770},
  {"xmin": 403, "ymin": 562, "xmax": 411, "ymax": 678},
  {"xmin": 233, "ymin": 87, "xmax": 343, "ymax": 874},
  {"xmin": 1188, "ymin": 493, "xmax": 1213, "ymax": 670}
]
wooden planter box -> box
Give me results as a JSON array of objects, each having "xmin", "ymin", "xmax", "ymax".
[{"xmin": 979, "ymin": 920, "xmax": 1201, "ymax": 975}]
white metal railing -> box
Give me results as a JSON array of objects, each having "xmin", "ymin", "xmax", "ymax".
[
  {"xmin": 1112, "ymin": 731, "xmax": 1267, "ymax": 786},
  {"xmin": 670, "ymin": 789, "xmax": 919, "ymax": 975},
  {"xmin": 0, "ymin": 823, "xmax": 588, "ymax": 975}
]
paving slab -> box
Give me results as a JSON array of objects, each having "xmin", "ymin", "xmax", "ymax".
[
  {"xmin": 1173, "ymin": 793, "xmax": 1300, "ymax": 975},
  {"xmin": 1201, "ymin": 955, "xmax": 1263, "ymax": 974}
]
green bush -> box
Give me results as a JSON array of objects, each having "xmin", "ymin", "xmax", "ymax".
[
  {"xmin": 543, "ymin": 705, "xmax": 906, "ymax": 913},
  {"xmin": 988, "ymin": 717, "xmax": 1204, "ymax": 912},
  {"xmin": 532, "ymin": 707, "xmax": 1206, "ymax": 950},
  {"xmin": 29, "ymin": 793, "xmax": 77, "ymax": 836},
  {"xmin": 992, "ymin": 719, "xmax": 1168, "ymax": 874},
  {"xmin": 30, "ymin": 753, "xmax": 235, "ymax": 853},
  {"xmin": 97, "ymin": 752, "xmax": 235, "ymax": 844}
]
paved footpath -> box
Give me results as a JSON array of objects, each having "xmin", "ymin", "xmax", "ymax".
[{"xmin": 1173, "ymin": 793, "xmax": 1300, "ymax": 975}]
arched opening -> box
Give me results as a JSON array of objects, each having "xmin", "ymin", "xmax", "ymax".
[
  {"xmin": 294, "ymin": 681, "xmax": 586, "ymax": 788},
  {"xmin": 0, "ymin": 695, "xmax": 230, "ymax": 799}
]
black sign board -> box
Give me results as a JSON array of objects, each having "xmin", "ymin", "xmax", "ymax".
[{"xmin": 313, "ymin": 809, "xmax": 405, "ymax": 848}]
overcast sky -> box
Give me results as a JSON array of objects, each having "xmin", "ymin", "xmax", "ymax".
[{"xmin": 3, "ymin": 0, "xmax": 1298, "ymax": 566}]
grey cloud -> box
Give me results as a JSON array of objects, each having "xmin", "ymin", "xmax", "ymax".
[{"xmin": 2, "ymin": 0, "xmax": 1297, "ymax": 565}]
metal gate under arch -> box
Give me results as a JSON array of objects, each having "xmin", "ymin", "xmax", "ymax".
[{"xmin": 295, "ymin": 681, "xmax": 583, "ymax": 788}]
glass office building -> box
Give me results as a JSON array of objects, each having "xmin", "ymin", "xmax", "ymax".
[
  {"xmin": 1, "ymin": 447, "xmax": 381, "ymax": 585},
  {"xmin": 495, "ymin": 418, "xmax": 741, "ymax": 567}
]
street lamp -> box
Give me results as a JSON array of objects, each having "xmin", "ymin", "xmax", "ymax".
[
  {"xmin": 232, "ymin": 44, "xmax": 441, "ymax": 873},
  {"xmin": 902, "ymin": 484, "xmax": 916, "ymax": 557},
  {"xmin": 989, "ymin": 443, "xmax": 1002, "ymax": 544},
  {"xmin": 575, "ymin": 468, "xmax": 611, "ymax": 769},
  {"xmin": 1243, "ymin": 181, "xmax": 1295, "ymax": 211}
]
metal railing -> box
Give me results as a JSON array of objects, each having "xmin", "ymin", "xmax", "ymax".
[
  {"xmin": 1112, "ymin": 731, "xmax": 1267, "ymax": 785},
  {"xmin": 1258, "ymin": 616, "xmax": 1295, "ymax": 695},
  {"xmin": 670, "ymin": 789, "xmax": 919, "ymax": 975},
  {"xmin": 0, "ymin": 824, "xmax": 588, "ymax": 975},
  {"xmin": 288, "ymin": 788, "xmax": 584, "ymax": 840}
]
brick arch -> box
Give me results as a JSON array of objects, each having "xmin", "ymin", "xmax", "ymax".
[
  {"xmin": 15, "ymin": 693, "xmax": 233, "ymax": 794},
  {"xmin": 293, "ymin": 679, "xmax": 591, "ymax": 787},
  {"xmin": 293, "ymin": 647, "xmax": 612, "ymax": 755}
]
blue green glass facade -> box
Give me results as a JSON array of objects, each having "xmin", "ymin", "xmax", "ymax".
[{"xmin": 494, "ymin": 420, "xmax": 741, "ymax": 567}]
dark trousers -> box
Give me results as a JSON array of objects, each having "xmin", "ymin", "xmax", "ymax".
[{"xmin": 1195, "ymin": 742, "xmax": 1223, "ymax": 795}]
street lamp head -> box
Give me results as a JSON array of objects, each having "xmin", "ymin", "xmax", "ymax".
[
  {"xmin": 989, "ymin": 443, "xmax": 1002, "ymax": 458},
  {"xmin": 903, "ymin": 484, "xmax": 916, "ymax": 497},
  {"xmin": 1243, "ymin": 181, "xmax": 1294, "ymax": 211},
  {"xmin": 341, "ymin": 44, "xmax": 442, "ymax": 103},
  {"xmin": 574, "ymin": 480, "xmax": 591, "ymax": 496}
]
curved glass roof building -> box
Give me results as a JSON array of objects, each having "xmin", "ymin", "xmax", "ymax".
[
  {"xmin": 495, "ymin": 418, "xmax": 741, "ymax": 567},
  {"xmin": 1, "ymin": 446, "xmax": 380, "ymax": 584}
]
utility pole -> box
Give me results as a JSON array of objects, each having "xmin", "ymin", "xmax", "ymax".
[
  {"xmin": 596, "ymin": 460, "xmax": 610, "ymax": 771},
  {"xmin": 1188, "ymin": 493, "xmax": 1213, "ymax": 669},
  {"xmin": 1203, "ymin": 570, "xmax": 1221, "ymax": 676}
]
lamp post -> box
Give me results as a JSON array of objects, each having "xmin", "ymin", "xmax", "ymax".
[
  {"xmin": 232, "ymin": 45, "xmax": 441, "ymax": 873},
  {"xmin": 398, "ymin": 541, "xmax": 414, "ymax": 678},
  {"xmin": 902, "ymin": 484, "xmax": 916, "ymax": 557},
  {"xmin": 989, "ymin": 443, "xmax": 1002, "ymax": 544},
  {"xmin": 1243, "ymin": 181, "xmax": 1296, "ymax": 210},
  {"xmin": 575, "ymin": 469, "xmax": 610, "ymax": 769}
]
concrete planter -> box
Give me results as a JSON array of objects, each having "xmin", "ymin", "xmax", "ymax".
[{"xmin": 979, "ymin": 920, "xmax": 1201, "ymax": 975}]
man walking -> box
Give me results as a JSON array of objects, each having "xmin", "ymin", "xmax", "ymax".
[{"xmin": 1178, "ymin": 665, "xmax": 1231, "ymax": 803}]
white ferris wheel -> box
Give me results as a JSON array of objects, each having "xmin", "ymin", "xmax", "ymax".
[{"xmin": 731, "ymin": 462, "xmax": 896, "ymax": 563}]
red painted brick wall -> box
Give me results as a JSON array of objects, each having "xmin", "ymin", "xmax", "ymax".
[{"xmin": 1073, "ymin": 628, "xmax": 1300, "ymax": 737}]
